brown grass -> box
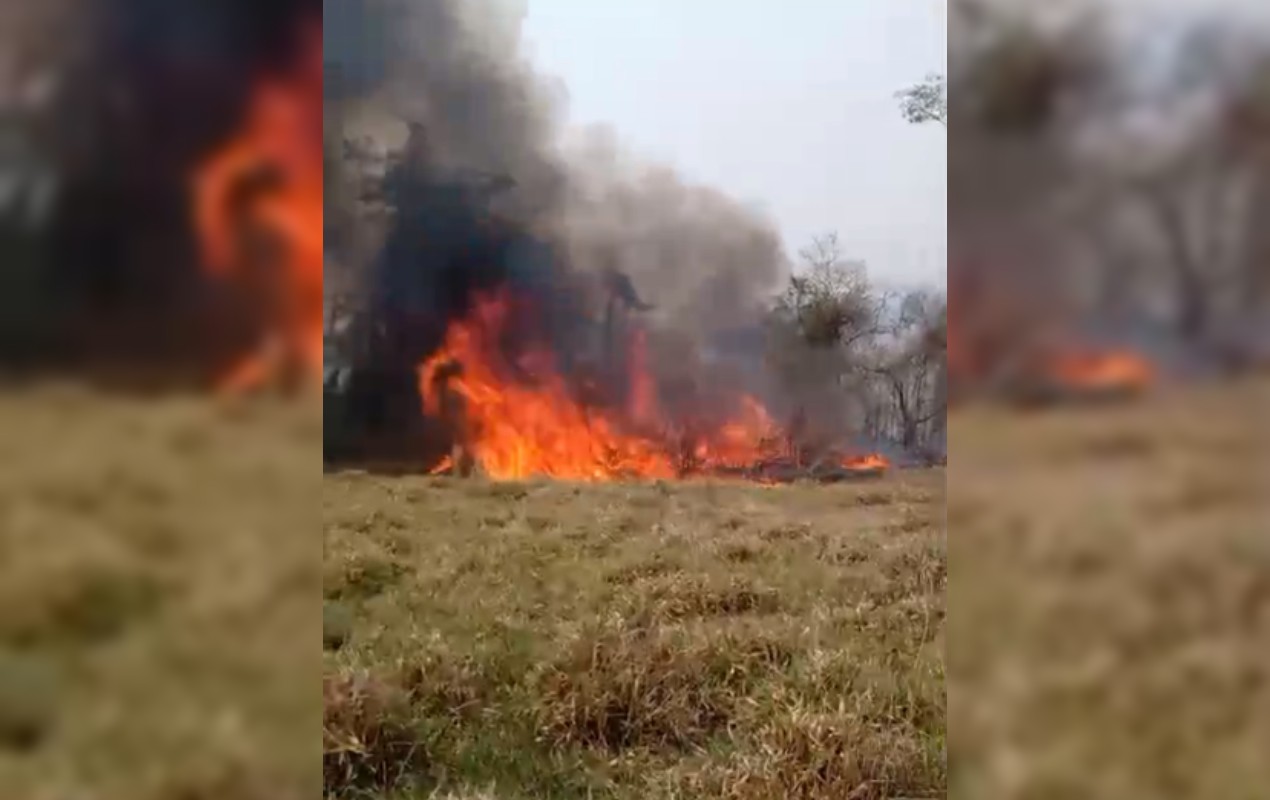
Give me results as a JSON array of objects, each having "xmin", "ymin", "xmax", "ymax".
[
  {"xmin": 0, "ymin": 384, "xmax": 321, "ymax": 800},
  {"xmin": 324, "ymin": 471, "xmax": 946, "ymax": 799},
  {"xmin": 949, "ymin": 378, "xmax": 1270, "ymax": 799}
]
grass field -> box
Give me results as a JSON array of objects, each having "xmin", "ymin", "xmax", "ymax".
[
  {"xmin": 0, "ymin": 385, "xmax": 322, "ymax": 800},
  {"xmin": 948, "ymin": 378, "xmax": 1269, "ymax": 799},
  {"xmin": 323, "ymin": 470, "xmax": 946, "ymax": 799},
  {"xmin": 12, "ymin": 376, "xmax": 1255, "ymax": 799}
]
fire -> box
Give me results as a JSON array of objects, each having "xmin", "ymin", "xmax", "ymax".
[
  {"xmin": 690, "ymin": 396, "xmax": 785, "ymax": 469},
  {"xmin": 420, "ymin": 294, "xmax": 677, "ymax": 481},
  {"xmin": 947, "ymin": 267, "xmax": 1158, "ymax": 402},
  {"xmin": 418, "ymin": 291, "xmax": 840, "ymax": 483},
  {"xmin": 625, "ymin": 327, "xmax": 660, "ymax": 426},
  {"xmin": 841, "ymin": 453, "xmax": 891, "ymax": 472},
  {"xmin": 191, "ymin": 22, "xmax": 323, "ymax": 393},
  {"xmin": 1044, "ymin": 349, "xmax": 1154, "ymax": 393}
]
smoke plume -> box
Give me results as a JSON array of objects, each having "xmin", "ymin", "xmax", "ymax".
[{"xmin": 324, "ymin": 0, "xmax": 789, "ymax": 416}]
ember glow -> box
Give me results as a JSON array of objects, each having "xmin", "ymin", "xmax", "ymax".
[
  {"xmin": 841, "ymin": 453, "xmax": 891, "ymax": 473},
  {"xmin": 946, "ymin": 273, "xmax": 1157, "ymax": 402},
  {"xmin": 418, "ymin": 291, "xmax": 880, "ymax": 483},
  {"xmin": 1044, "ymin": 349, "xmax": 1155, "ymax": 394},
  {"xmin": 191, "ymin": 22, "xmax": 323, "ymax": 393}
]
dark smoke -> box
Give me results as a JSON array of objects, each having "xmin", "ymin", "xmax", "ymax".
[
  {"xmin": 1, "ymin": 0, "xmax": 320, "ymax": 377},
  {"xmin": 324, "ymin": 0, "xmax": 789, "ymax": 461}
]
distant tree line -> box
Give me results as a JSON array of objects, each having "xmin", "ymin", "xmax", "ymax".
[{"xmin": 946, "ymin": 0, "xmax": 1270, "ymax": 377}]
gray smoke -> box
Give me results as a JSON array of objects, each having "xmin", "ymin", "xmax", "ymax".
[{"xmin": 323, "ymin": 0, "xmax": 787, "ymax": 352}]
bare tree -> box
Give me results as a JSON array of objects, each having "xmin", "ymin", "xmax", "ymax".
[
  {"xmin": 1222, "ymin": 50, "xmax": 1270, "ymax": 316},
  {"xmin": 1056, "ymin": 19, "xmax": 1270, "ymax": 346},
  {"xmin": 868, "ymin": 290, "xmax": 947, "ymax": 452},
  {"xmin": 949, "ymin": 0, "xmax": 1270, "ymax": 384},
  {"xmin": 1121, "ymin": 147, "xmax": 1255, "ymax": 342}
]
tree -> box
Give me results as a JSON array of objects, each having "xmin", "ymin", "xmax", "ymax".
[
  {"xmin": 1120, "ymin": 146, "xmax": 1255, "ymax": 342},
  {"xmin": 945, "ymin": 0, "xmax": 1270, "ymax": 385},
  {"xmin": 773, "ymin": 233, "xmax": 878, "ymax": 350},
  {"xmin": 1221, "ymin": 49, "xmax": 1270, "ymax": 317},
  {"xmin": 896, "ymin": 73, "xmax": 947, "ymax": 126},
  {"xmin": 867, "ymin": 290, "xmax": 947, "ymax": 452},
  {"xmin": 763, "ymin": 234, "xmax": 882, "ymax": 445},
  {"xmin": 1054, "ymin": 18, "xmax": 1270, "ymax": 345},
  {"xmin": 764, "ymin": 233, "xmax": 946, "ymax": 456}
]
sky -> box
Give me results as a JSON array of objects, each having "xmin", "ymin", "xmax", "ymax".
[{"xmin": 520, "ymin": 0, "xmax": 947, "ymax": 290}]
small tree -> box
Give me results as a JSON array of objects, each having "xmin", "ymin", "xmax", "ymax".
[
  {"xmin": 763, "ymin": 235, "xmax": 881, "ymax": 443},
  {"xmin": 772, "ymin": 233, "xmax": 878, "ymax": 350}
]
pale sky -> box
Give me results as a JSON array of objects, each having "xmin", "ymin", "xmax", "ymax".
[{"xmin": 520, "ymin": 1, "xmax": 947, "ymax": 290}]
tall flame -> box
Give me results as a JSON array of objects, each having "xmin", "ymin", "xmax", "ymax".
[
  {"xmin": 191, "ymin": 22, "xmax": 323, "ymax": 393},
  {"xmin": 420, "ymin": 294, "xmax": 677, "ymax": 481},
  {"xmin": 418, "ymin": 291, "xmax": 835, "ymax": 482}
]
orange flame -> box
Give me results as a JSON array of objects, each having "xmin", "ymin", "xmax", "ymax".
[
  {"xmin": 690, "ymin": 396, "xmax": 785, "ymax": 469},
  {"xmin": 626, "ymin": 326, "xmax": 660, "ymax": 426},
  {"xmin": 418, "ymin": 292, "xmax": 811, "ymax": 482},
  {"xmin": 1044, "ymin": 349, "xmax": 1154, "ymax": 393},
  {"xmin": 191, "ymin": 22, "xmax": 323, "ymax": 393},
  {"xmin": 841, "ymin": 453, "xmax": 891, "ymax": 472},
  {"xmin": 420, "ymin": 294, "xmax": 677, "ymax": 481}
]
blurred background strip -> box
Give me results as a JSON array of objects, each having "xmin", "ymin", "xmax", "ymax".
[
  {"xmin": 947, "ymin": 1, "xmax": 1270, "ymax": 797},
  {"xmin": 1, "ymin": 2, "xmax": 321, "ymax": 798}
]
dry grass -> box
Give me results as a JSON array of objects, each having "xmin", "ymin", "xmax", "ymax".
[
  {"xmin": 949, "ymin": 378, "xmax": 1270, "ymax": 799},
  {"xmin": 324, "ymin": 471, "xmax": 946, "ymax": 799},
  {"xmin": 0, "ymin": 384, "xmax": 321, "ymax": 800}
]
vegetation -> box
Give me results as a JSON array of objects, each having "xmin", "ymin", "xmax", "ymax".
[
  {"xmin": 766, "ymin": 233, "xmax": 948, "ymax": 458},
  {"xmin": 324, "ymin": 471, "xmax": 946, "ymax": 799},
  {"xmin": 948, "ymin": 378, "xmax": 1269, "ymax": 798},
  {"xmin": 0, "ymin": 387, "xmax": 321, "ymax": 799},
  {"xmin": 948, "ymin": 0, "xmax": 1270, "ymax": 367},
  {"xmin": 896, "ymin": 74, "xmax": 947, "ymax": 127}
]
